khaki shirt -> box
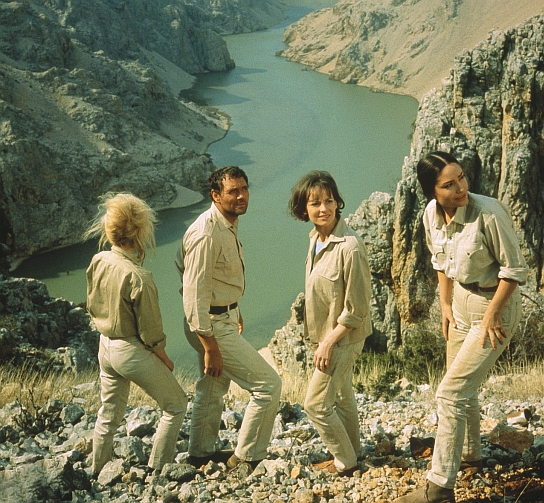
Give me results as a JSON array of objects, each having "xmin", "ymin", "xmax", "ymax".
[
  {"xmin": 423, "ymin": 192, "xmax": 528, "ymax": 287},
  {"xmin": 176, "ymin": 203, "xmax": 245, "ymax": 336},
  {"xmin": 86, "ymin": 246, "xmax": 166, "ymax": 351},
  {"xmin": 304, "ymin": 218, "xmax": 372, "ymax": 345}
]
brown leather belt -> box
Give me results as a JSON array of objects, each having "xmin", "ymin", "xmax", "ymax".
[
  {"xmin": 459, "ymin": 283, "xmax": 498, "ymax": 293},
  {"xmin": 209, "ymin": 302, "xmax": 238, "ymax": 315}
]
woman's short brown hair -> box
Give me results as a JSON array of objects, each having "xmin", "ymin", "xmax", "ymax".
[{"xmin": 288, "ymin": 171, "xmax": 345, "ymax": 222}]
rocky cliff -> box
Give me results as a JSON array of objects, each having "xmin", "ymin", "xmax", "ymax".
[
  {"xmin": 272, "ymin": 13, "xmax": 544, "ymax": 368},
  {"xmin": 277, "ymin": 0, "xmax": 544, "ymax": 100},
  {"xmin": 0, "ymin": 0, "xmax": 285, "ymax": 268}
]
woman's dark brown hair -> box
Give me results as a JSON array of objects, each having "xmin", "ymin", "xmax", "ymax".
[
  {"xmin": 289, "ymin": 170, "xmax": 345, "ymax": 222},
  {"xmin": 417, "ymin": 151, "xmax": 460, "ymax": 200}
]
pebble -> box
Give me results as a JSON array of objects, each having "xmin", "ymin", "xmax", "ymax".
[{"xmin": 1, "ymin": 382, "xmax": 543, "ymax": 502}]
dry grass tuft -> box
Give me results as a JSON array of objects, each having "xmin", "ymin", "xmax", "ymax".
[
  {"xmin": 0, "ymin": 361, "xmax": 196, "ymax": 414},
  {"xmin": 2, "ymin": 358, "xmax": 543, "ymax": 416}
]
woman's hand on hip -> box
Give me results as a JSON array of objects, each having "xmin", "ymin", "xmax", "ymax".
[
  {"xmin": 313, "ymin": 324, "xmax": 353, "ymax": 371},
  {"xmin": 440, "ymin": 305, "xmax": 456, "ymax": 341},
  {"xmin": 480, "ymin": 279, "xmax": 518, "ymax": 350},
  {"xmin": 480, "ymin": 307, "xmax": 507, "ymax": 350}
]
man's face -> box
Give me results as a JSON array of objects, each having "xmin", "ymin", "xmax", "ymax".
[{"xmin": 211, "ymin": 176, "xmax": 249, "ymax": 223}]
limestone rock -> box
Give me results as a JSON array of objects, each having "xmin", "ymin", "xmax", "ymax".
[
  {"xmin": 278, "ymin": 0, "xmax": 544, "ymax": 100},
  {"xmin": 0, "ymin": 275, "xmax": 99, "ymax": 370},
  {"xmin": 0, "ymin": 0, "xmax": 285, "ymax": 267}
]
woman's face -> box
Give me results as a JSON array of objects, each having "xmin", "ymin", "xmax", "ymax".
[
  {"xmin": 434, "ymin": 162, "xmax": 469, "ymax": 216},
  {"xmin": 306, "ymin": 187, "xmax": 338, "ymax": 235}
]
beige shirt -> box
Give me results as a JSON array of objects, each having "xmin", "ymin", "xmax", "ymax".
[
  {"xmin": 423, "ymin": 192, "xmax": 528, "ymax": 287},
  {"xmin": 176, "ymin": 203, "xmax": 245, "ymax": 336},
  {"xmin": 304, "ymin": 218, "xmax": 372, "ymax": 345},
  {"xmin": 86, "ymin": 246, "xmax": 166, "ymax": 351}
]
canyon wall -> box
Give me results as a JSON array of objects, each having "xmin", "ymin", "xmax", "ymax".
[
  {"xmin": 272, "ymin": 13, "xmax": 544, "ymax": 369},
  {"xmin": 0, "ymin": 0, "xmax": 284, "ymax": 267}
]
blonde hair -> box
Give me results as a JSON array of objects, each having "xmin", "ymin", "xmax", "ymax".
[{"xmin": 84, "ymin": 193, "xmax": 157, "ymax": 262}]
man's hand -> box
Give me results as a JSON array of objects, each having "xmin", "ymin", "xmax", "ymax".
[
  {"xmin": 154, "ymin": 348, "xmax": 175, "ymax": 372},
  {"xmin": 197, "ymin": 333, "xmax": 224, "ymax": 377}
]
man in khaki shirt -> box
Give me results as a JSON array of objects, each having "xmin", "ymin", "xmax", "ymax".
[{"xmin": 176, "ymin": 166, "xmax": 281, "ymax": 470}]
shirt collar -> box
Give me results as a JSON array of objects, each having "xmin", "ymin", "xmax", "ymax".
[
  {"xmin": 432, "ymin": 193, "xmax": 470, "ymax": 228},
  {"xmin": 210, "ymin": 203, "xmax": 239, "ymax": 232},
  {"xmin": 309, "ymin": 217, "xmax": 347, "ymax": 242},
  {"xmin": 111, "ymin": 245, "xmax": 143, "ymax": 265}
]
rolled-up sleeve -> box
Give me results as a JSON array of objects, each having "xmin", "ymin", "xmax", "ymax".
[
  {"xmin": 180, "ymin": 232, "xmax": 216, "ymax": 336},
  {"xmin": 337, "ymin": 248, "xmax": 371, "ymax": 329},
  {"xmin": 131, "ymin": 273, "xmax": 166, "ymax": 352},
  {"xmin": 484, "ymin": 206, "xmax": 529, "ymax": 283}
]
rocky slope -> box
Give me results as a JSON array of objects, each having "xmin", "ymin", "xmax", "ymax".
[
  {"xmin": 278, "ymin": 0, "xmax": 544, "ymax": 100},
  {"xmin": 0, "ymin": 0, "xmax": 285, "ymax": 268},
  {"xmin": 1, "ymin": 375, "xmax": 543, "ymax": 502}
]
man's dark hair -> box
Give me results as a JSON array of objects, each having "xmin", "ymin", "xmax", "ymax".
[{"xmin": 209, "ymin": 166, "xmax": 248, "ymax": 198}]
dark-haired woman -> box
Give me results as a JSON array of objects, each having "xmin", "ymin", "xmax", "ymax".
[
  {"xmin": 289, "ymin": 171, "xmax": 372, "ymax": 477},
  {"xmin": 394, "ymin": 153, "xmax": 528, "ymax": 503},
  {"xmin": 85, "ymin": 193, "xmax": 188, "ymax": 475}
]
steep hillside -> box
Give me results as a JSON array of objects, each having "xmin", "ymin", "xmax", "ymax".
[
  {"xmin": 0, "ymin": 0, "xmax": 285, "ymax": 268},
  {"xmin": 343, "ymin": 15, "xmax": 544, "ymax": 349},
  {"xmin": 278, "ymin": 0, "xmax": 544, "ymax": 99}
]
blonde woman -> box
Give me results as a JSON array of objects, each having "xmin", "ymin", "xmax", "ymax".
[{"xmin": 85, "ymin": 193, "xmax": 187, "ymax": 475}]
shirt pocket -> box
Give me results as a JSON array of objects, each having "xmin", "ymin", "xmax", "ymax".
[
  {"xmin": 216, "ymin": 246, "xmax": 242, "ymax": 280},
  {"xmin": 431, "ymin": 243, "xmax": 446, "ymax": 270},
  {"xmin": 457, "ymin": 232, "xmax": 487, "ymax": 277},
  {"xmin": 314, "ymin": 265, "xmax": 341, "ymax": 300}
]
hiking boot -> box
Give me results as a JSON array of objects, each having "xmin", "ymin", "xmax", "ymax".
[
  {"xmin": 226, "ymin": 454, "xmax": 262, "ymax": 471},
  {"xmin": 393, "ymin": 480, "xmax": 455, "ymax": 503},
  {"xmin": 187, "ymin": 450, "xmax": 234, "ymax": 467},
  {"xmin": 459, "ymin": 459, "xmax": 483, "ymax": 475},
  {"xmin": 312, "ymin": 459, "xmax": 358, "ymax": 477}
]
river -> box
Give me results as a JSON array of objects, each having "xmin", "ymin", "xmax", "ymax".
[{"xmin": 15, "ymin": 1, "xmax": 418, "ymax": 372}]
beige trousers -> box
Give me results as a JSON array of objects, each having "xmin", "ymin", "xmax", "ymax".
[
  {"xmin": 428, "ymin": 283, "xmax": 522, "ymax": 489},
  {"xmin": 92, "ymin": 335, "xmax": 188, "ymax": 473},
  {"xmin": 185, "ymin": 308, "xmax": 281, "ymax": 461},
  {"xmin": 304, "ymin": 340, "xmax": 365, "ymax": 472}
]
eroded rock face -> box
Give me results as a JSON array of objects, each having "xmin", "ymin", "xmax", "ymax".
[
  {"xmin": 277, "ymin": 0, "xmax": 544, "ymax": 100},
  {"xmin": 0, "ymin": 275, "xmax": 99, "ymax": 371},
  {"xmin": 0, "ymin": 0, "xmax": 285, "ymax": 267},
  {"xmin": 392, "ymin": 17, "xmax": 544, "ymax": 325},
  {"xmin": 273, "ymin": 15, "xmax": 544, "ymax": 355}
]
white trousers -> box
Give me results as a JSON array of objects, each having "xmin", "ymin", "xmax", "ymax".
[
  {"xmin": 92, "ymin": 335, "xmax": 188, "ymax": 473},
  {"xmin": 428, "ymin": 283, "xmax": 522, "ymax": 489},
  {"xmin": 185, "ymin": 308, "xmax": 281, "ymax": 461}
]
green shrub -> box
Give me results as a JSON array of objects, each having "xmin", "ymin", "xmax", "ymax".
[{"xmin": 398, "ymin": 325, "xmax": 446, "ymax": 385}]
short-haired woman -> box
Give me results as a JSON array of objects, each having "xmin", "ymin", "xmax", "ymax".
[
  {"xmin": 394, "ymin": 152, "xmax": 528, "ymax": 503},
  {"xmin": 85, "ymin": 193, "xmax": 188, "ymax": 475},
  {"xmin": 289, "ymin": 171, "xmax": 372, "ymax": 477}
]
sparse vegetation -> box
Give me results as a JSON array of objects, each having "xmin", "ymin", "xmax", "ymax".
[{"xmin": 2, "ymin": 302, "xmax": 543, "ymax": 415}]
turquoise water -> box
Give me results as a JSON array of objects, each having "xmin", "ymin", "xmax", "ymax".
[{"xmin": 15, "ymin": 3, "xmax": 418, "ymax": 371}]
